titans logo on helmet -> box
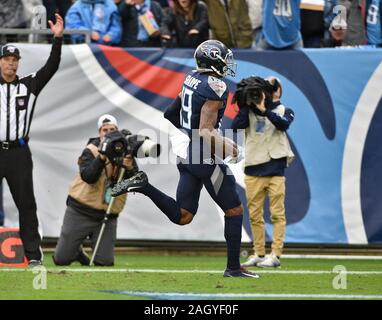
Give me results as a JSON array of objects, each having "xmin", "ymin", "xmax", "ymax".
[
  {"xmin": 200, "ymin": 43, "xmax": 221, "ymax": 61},
  {"xmin": 208, "ymin": 47, "xmax": 221, "ymax": 60}
]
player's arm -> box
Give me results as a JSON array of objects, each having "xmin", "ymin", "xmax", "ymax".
[{"xmin": 199, "ymin": 100, "xmax": 238, "ymax": 159}]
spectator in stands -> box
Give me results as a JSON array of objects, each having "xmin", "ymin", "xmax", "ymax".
[
  {"xmin": 153, "ymin": 0, "xmax": 171, "ymax": 9},
  {"xmin": 43, "ymin": 0, "xmax": 73, "ymax": 25},
  {"xmin": 203, "ymin": 0, "xmax": 253, "ymax": 48},
  {"xmin": 364, "ymin": 0, "xmax": 382, "ymax": 46},
  {"xmin": 118, "ymin": 0, "xmax": 165, "ymax": 47},
  {"xmin": 340, "ymin": 0, "xmax": 381, "ymax": 47},
  {"xmin": 42, "ymin": 1, "xmax": 73, "ymax": 43},
  {"xmin": 300, "ymin": 0, "xmax": 339, "ymax": 48},
  {"xmin": 324, "ymin": 1, "xmax": 342, "ymax": 37},
  {"xmin": 247, "ymin": 0, "xmax": 263, "ymax": 48},
  {"xmin": 257, "ymin": 0, "xmax": 303, "ymax": 50},
  {"xmin": 339, "ymin": 0, "xmax": 363, "ymax": 45},
  {"xmin": 321, "ymin": 6, "xmax": 348, "ymax": 47},
  {"xmin": 0, "ymin": 0, "xmax": 28, "ymax": 42},
  {"xmin": 53, "ymin": 115, "xmax": 138, "ymax": 266},
  {"xmin": 160, "ymin": 0, "xmax": 209, "ymax": 48},
  {"xmin": 65, "ymin": 0, "xmax": 122, "ymax": 45}
]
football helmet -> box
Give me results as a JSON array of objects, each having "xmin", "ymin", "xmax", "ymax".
[{"xmin": 194, "ymin": 40, "xmax": 236, "ymax": 77}]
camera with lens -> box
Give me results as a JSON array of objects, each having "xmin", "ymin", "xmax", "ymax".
[
  {"xmin": 99, "ymin": 129, "xmax": 161, "ymax": 165},
  {"xmin": 232, "ymin": 76, "xmax": 279, "ymax": 111}
]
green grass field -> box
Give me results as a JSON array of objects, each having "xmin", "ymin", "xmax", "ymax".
[{"xmin": 1, "ymin": 253, "xmax": 381, "ymax": 300}]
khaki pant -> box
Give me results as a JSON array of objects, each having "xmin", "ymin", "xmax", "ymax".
[{"xmin": 244, "ymin": 175, "xmax": 286, "ymax": 257}]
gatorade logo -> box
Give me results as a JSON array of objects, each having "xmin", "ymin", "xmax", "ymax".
[{"xmin": 0, "ymin": 228, "xmax": 28, "ymax": 267}]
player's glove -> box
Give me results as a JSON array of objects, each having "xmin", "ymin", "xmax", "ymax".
[{"xmin": 224, "ymin": 145, "xmax": 244, "ymax": 164}]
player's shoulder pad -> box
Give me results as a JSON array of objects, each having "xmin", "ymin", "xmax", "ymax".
[{"xmin": 207, "ymin": 76, "xmax": 227, "ymax": 98}]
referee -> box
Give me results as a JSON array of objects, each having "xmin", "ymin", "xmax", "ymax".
[{"xmin": 0, "ymin": 14, "xmax": 64, "ymax": 267}]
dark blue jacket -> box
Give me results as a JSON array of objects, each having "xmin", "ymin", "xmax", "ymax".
[{"xmin": 118, "ymin": 0, "xmax": 164, "ymax": 47}]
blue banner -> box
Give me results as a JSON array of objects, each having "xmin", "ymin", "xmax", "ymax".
[
  {"xmin": 92, "ymin": 46, "xmax": 382, "ymax": 244},
  {"xmin": 1, "ymin": 45, "xmax": 381, "ymax": 244}
]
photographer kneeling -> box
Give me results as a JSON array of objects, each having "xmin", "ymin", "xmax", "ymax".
[
  {"xmin": 53, "ymin": 115, "xmax": 138, "ymax": 266},
  {"xmin": 231, "ymin": 76, "xmax": 295, "ymax": 268}
]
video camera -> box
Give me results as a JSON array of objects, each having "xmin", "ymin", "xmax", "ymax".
[
  {"xmin": 99, "ymin": 129, "xmax": 161, "ymax": 165},
  {"xmin": 232, "ymin": 76, "xmax": 280, "ymax": 110}
]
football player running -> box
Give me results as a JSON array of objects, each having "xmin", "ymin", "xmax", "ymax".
[{"xmin": 112, "ymin": 40, "xmax": 259, "ymax": 278}]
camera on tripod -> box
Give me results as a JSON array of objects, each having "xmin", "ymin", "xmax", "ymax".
[{"xmin": 99, "ymin": 129, "xmax": 161, "ymax": 165}]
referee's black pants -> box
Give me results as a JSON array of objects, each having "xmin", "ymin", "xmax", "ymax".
[{"xmin": 0, "ymin": 145, "xmax": 42, "ymax": 261}]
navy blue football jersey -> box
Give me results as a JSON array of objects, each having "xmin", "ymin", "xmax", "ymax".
[
  {"xmin": 180, "ymin": 71, "xmax": 229, "ymax": 163},
  {"xmin": 180, "ymin": 71, "xmax": 228, "ymax": 132}
]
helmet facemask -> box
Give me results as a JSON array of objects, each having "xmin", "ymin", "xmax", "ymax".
[{"xmin": 222, "ymin": 49, "xmax": 236, "ymax": 77}]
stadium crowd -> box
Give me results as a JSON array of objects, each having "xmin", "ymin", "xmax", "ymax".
[{"xmin": 0, "ymin": 0, "xmax": 381, "ymax": 49}]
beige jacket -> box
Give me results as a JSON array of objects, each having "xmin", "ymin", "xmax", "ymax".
[
  {"xmin": 245, "ymin": 104, "xmax": 295, "ymax": 167},
  {"xmin": 68, "ymin": 144, "xmax": 127, "ymax": 214}
]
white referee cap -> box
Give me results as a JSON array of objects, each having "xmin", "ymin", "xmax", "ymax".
[{"xmin": 98, "ymin": 114, "xmax": 118, "ymax": 130}]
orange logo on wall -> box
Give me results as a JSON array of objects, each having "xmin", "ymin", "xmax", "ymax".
[{"xmin": 0, "ymin": 228, "xmax": 28, "ymax": 267}]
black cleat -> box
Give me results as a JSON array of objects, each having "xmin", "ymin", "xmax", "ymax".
[
  {"xmin": 111, "ymin": 171, "xmax": 148, "ymax": 196},
  {"xmin": 223, "ymin": 267, "xmax": 260, "ymax": 278}
]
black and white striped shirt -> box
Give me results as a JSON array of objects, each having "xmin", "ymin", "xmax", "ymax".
[{"xmin": 0, "ymin": 37, "xmax": 62, "ymax": 142}]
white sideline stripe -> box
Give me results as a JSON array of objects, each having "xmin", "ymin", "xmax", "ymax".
[
  {"xmin": 114, "ymin": 291, "xmax": 382, "ymax": 299},
  {"xmin": 282, "ymin": 254, "xmax": 382, "ymax": 260},
  {"xmin": 1, "ymin": 268, "xmax": 382, "ymax": 275}
]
